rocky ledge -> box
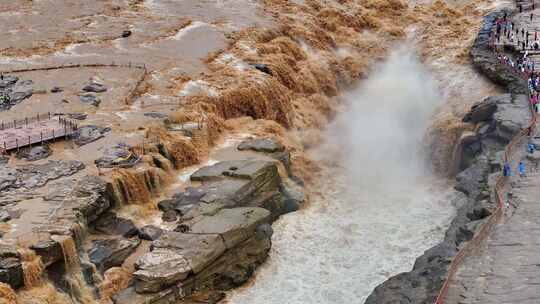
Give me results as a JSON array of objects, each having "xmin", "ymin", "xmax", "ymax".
[
  {"xmin": 114, "ymin": 140, "xmax": 305, "ymax": 303},
  {"xmin": 0, "ymin": 136, "xmax": 305, "ymax": 304},
  {"xmin": 365, "ymin": 12, "xmax": 532, "ymax": 302}
]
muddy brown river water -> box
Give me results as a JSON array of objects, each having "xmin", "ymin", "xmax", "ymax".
[{"xmin": 0, "ymin": 0, "xmax": 515, "ymax": 303}]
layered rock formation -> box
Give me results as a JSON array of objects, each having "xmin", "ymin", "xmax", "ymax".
[
  {"xmin": 115, "ymin": 145, "xmax": 304, "ymax": 303},
  {"xmin": 0, "ymin": 135, "xmax": 304, "ymax": 304}
]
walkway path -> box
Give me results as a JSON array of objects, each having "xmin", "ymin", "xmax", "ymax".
[
  {"xmin": 445, "ymin": 49, "xmax": 540, "ymax": 304},
  {"xmin": 446, "ymin": 166, "xmax": 540, "ymax": 304},
  {"xmin": 443, "ymin": 5, "xmax": 540, "ymax": 303}
]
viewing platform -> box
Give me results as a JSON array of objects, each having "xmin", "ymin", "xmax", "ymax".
[{"xmin": 0, "ymin": 113, "xmax": 78, "ymax": 154}]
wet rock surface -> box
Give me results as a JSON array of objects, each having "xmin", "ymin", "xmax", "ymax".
[
  {"xmin": 139, "ymin": 225, "xmax": 163, "ymax": 241},
  {"xmin": 93, "ymin": 212, "xmax": 139, "ymax": 237},
  {"xmin": 0, "ymin": 160, "xmax": 84, "ymax": 191},
  {"xmin": 79, "ymin": 93, "xmax": 101, "ymax": 106},
  {"xmin": 144, "ymin": 112, "xmax": 168, "ymax": 119},
  {"xmin": 128, "ymin": 157, "xmax": 301, "ymax": 302},
  {"xmin": 237, "ymin": 138, "xmax": 284, "ymax": 153},
  {"xmin": 89, "ymin": 238, "xmax": 140, "ymax": 272},
  {"xmin": 0, "ymin": 75, "xmax": 34, "ymax": 111},
  {"xmin": 72, "ymin": 125, "xmax": 110, "ymax": 146},
  {"xmin": 95, "ymin": 143, "xmax": 139, "ymax": 168},
  {"xmin": 30, "ymin": 240, "xmax": 63, "ymax": 267},
  {"xmin": 82, "ymin": 82, "xmax": 107, "ymax": 93},
  {"xmin": 16, "ymin": 145, "xmax": 51, "ymax": 161},
  {"xmin": 0, "ymin": 245, "xmax": 23, "ymax": 289}
]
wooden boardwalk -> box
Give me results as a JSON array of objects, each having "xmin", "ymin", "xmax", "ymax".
[{"xmin": 0, "ymin": 114, "xmax": 78, "ymax": 153}]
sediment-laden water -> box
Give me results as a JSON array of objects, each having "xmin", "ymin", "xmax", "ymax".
[{"xmin": 227, "ymin": 47, "xmax": 458, "ymax": 304}]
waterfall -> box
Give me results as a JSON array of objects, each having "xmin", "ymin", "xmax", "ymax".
[
  {"xmin": 19, "ymin": 249, "xmax": 44, "ymax": 289},
  {"xmin": 51, "ymin": 235, "xmax": 98, "ymax": 304},
  {"xmin": 98, "ymin": 267, "xmax": 132, "ymax": 304},
  {"xmin": 110, "ymin": 168, "xmax": 166, "ymax": 206},
  {"xmin": 0, "ymin": 282, "xmax": 18, "ymax": 304},
  {"xmin": 52, "ymin": 235, "xmax": 80, "ymax": 272}
]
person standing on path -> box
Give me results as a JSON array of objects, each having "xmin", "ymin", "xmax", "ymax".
[
  {"xmin": 519, "ymin": 161, "xmax": 526, "ymax": 177},
  {"xmin": 504, "ymin": 162, "xmax": 512, "ymax": 177},
  {"xmin": 528, "ymin": 142, "xmax": 536, "ymax": 154},
  {"xmin": 532, "ymin": 12, "xmax": 535, "ymax": 22}
]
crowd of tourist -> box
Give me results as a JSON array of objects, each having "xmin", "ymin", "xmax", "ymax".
[
  {"xmin": 495, "ymin": 11, "xmax": 540, "ymax": 50},
  {"xmin": 492, "ymin": 10, "xmax": 540, "ymax": 186}
]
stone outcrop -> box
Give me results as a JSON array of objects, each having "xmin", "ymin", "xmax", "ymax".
[
  {"xmin": 8, "ymin": 176, "xmax": 116, "ymax": 282},
  {"xmin": 163, "ymin": 159, "xmax": 290, "ymax": 221},
  {"xmin": 237, "ymin": 138, "xmax": 293, "ymax": 175},
  {"xmin": 0, "ymin": 75, "xmax": 33, "ymax": 111},
  {"xmin": 67, "ymin": 175, "xmax": 113, "ymax": 223},
  {"xmin": 0, "ymin": 246, "xmax": 23, "ymax": 289},
  {"xmin": 237, "ymin": 138, "xmax": 284, "ymax": 153},
  {"xmin": 0, "ymin": 133, "xmax": 302, "ymax": 302},
  {"xmin": 30, "ymin": 240, "xmax": 63, "ymax": 267},
  {"xmin": 89, "ymin": 238, "xmax": 140, "ymax": 272},
  {"xmin": 83, "ymin": 82, "xmax": 107, "ymax": 93},
  {"xmin": 455, "ymin": 93, "xmax": 530, "ymax": 174},
  {"xmin": 93, "ymin": 212, "xmax": 139, "ymax": 237},
  {"xmin": 133, "ymin": 207, "xmax": 270, "ymax": 293},
  {"xmin": 0, "ymin": 160, "xmax": 84, "ymax": 191},
  {"xmin": 79, "ymin": 94, "xmax": 101, "ymax": 106},
  {"xmin": 117, "ymin": 153, "xmax": 299, "ymax": 302},
  {"xmin": 463, "ymin": 98, "xmax": 498, "ymax": 123},
  {"xmin": 72, "ymin": 125, "xmax": 110, "ymax": 146},
  {"xmin": 16, "ymin": 145, "xmax": 51, "ymax": 161},
  {"xmin": 139, "ymin": 225, "xmax": 163, "ymax": 241},
  {"xmin": 95, "ymin": 143, "xmax": 139, "ymax": 168}
]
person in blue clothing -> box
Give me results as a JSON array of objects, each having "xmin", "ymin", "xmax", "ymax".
[
  {"xmin": 503, "ymin": 162, "xmax": 511, "ymax": 177},
  {"xmin": 519, "ymin": 161, "xmax": 526, "ymax": 177},
  {"xmin": 528, "ymin": 142, "xmax": 536, "ymax": 153}
]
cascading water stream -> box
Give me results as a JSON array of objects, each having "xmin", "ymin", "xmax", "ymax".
[
  {"xmin": 19, "ymin": 249, "xmax": 44, "ymax": 289},
  {"xmin": 226, "ymin": 46, "xmax": 459, "ymax": 303}
]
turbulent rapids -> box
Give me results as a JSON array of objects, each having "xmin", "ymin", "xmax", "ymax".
[
  {"xmin": 227, "ymin": 47, "xmax": 458, "ymax": 304},
  {"xmin": 0, "ymin": 0, "xmax": 508, "ymax": 303}
]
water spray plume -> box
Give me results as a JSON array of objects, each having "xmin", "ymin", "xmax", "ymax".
[{"xmin": 318, "ymin": 46, "xmax": 442, "ymax": 189}]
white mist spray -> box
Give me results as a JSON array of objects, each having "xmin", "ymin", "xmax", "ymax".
[
  {"xmin": 227, "ymin": 47, "xmax": 455, "ymax": 304},
  {"xmin": 320, "ymin": 46, "xmax": 442, "ymax": 189}
]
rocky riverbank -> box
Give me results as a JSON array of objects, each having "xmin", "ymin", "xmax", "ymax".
[
  {"xmin": 0, "ymin": 133, "xmax": 305, "ymax": 303},
  {"xmin": 365, "ymin": 8, "xmax": 531, "ymax": 304}
]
